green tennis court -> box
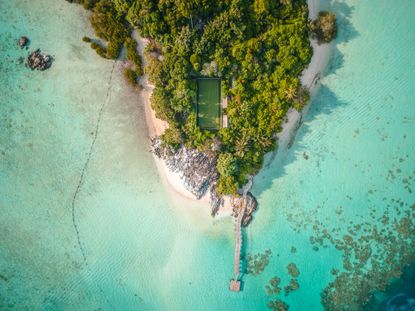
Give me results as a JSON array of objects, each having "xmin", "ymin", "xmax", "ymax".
[{"xmin": 196, "ymin": 78, "xmax": 221, "ymax": 130}]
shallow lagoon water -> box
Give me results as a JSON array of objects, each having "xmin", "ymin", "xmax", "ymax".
[{"xmin": 0, "ymin": 0, "xmax": 414, "ymax": 310}]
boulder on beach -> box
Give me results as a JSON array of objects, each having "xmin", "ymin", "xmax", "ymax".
[{"xmin": 18, "ymin": 36, "xmax": 29, "ymax": 49}]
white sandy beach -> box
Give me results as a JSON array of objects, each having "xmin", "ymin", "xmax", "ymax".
[
  {"xmin": 134, "ymin": 35, "xmax": 208, "ymax": 201},
  {"xmin": 135, "ymin": 0, "xmax": 334, "ymax": 214},
  {"xmin": 277, "ymin": 0, "xmax": 335, "ymax": 150}
]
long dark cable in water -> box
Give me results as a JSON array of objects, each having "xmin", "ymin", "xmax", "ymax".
[
  {"xmin": 70, "ymin": 60, "xmax": 117, "ymax": 310},
  {"xmin": 70, "ymin": 60, "xmax": 116, "ymax": 262}
]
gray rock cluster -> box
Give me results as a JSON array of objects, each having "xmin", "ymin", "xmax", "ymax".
[
  {"xmin": 152, "ymin": 137, "xmax": 220, "ymax": 201},
  {"xmin": 27, "ymin": 49, "xmax": 53, "ymax": 71},
  {"xmin": 151, "ymin": 137, "xmax": 258, "ymax": 223},
  {"xmin": 231, "ymin": 193, "xmax": 258, "ymax": 226},
  {"xmin": 209, "ymin": 187, "xmax": 224, "ymax": 217},
  {"xmin": 18, "ymin": 36, "xmax": 29, "ymax": 49}
]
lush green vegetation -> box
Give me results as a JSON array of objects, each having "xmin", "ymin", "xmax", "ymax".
[
  {"xmin": 68, "ymin": 0, "xmax": 321, "ymax": 195},
  {"xmin": 67, "ymin": 0, "xmax": 142, "ymax": 85},
  {"xmin": 82, "ymin": 36, "xmax": 92, "ymax": 43},
  {"xmin": 134, "ymin": 0, "xmax": 314, "ymax": 194},
  {"xmin": 124, "ymin": 68, "xmax": 138, "ymax": 85},
  {"xmin": 310, "ymin": 11, "xmax": 337, "ymax": 43}
]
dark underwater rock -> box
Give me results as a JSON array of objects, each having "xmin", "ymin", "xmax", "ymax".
[
  {"xmin": 26, "ymin": 49, "xmax": 53, "ymax": 71},
  {"xmin": 18, "ymin": 36, "xmax": 29, "ymax": 49}
]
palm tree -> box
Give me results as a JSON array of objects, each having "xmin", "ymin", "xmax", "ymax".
[
  {"xmin": 285, "ymin": 85, "xmax": 297, "ymax": 101},
  {"xmin": 257, "ymin": 134, "xmax": 273, "ymax": 149},
  {"xmin": 235, "ymin": 134, "xmax": 249, "ymax": 158},
  {"xmin": 280, "ymin": 0, "xmax": 292, "ymax": 5}
]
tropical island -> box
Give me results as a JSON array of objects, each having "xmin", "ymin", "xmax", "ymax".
[
  {"xmin": 3, "ymin": 1, "xmax": 415, "ymax": 310},
  {"xmin": 66, "ymin": 0, "xmax": 336, "ymax": 221}
]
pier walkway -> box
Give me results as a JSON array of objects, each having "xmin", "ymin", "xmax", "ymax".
[
  {"xmin": 229, "ymin": 177, "xmax": 252, "ymax": 292},
  {"xmin": 229, "ymin": 203, "xmax": 245, "ymax": 292},
  {"xmin": 233, "ymin": 204, "xmax": 245, "ymax": 278}
]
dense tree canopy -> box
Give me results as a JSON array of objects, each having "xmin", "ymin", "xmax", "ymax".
[
  {"xmin": 67, "ymin": 0, "xmax": 315, "ymax": 195},
  {"xmin": 135, "ymin": 0, "xmax": 313, "ymax": 193},
  {"xmin": 310, "ymin": 11, "xmax": 337, "ymax": 43}
]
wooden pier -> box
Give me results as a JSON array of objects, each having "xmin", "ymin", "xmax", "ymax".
[
  {"xmin": 229, "ymin": 203, "xmax": 245, "ymax": 292},
  {"xmin": 229, "ymin": 177, "xmax": 252, "ymax": 292}
]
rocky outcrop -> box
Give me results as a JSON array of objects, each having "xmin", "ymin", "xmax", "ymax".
[
  {"xmin": 18, "ymin": 36, "xmax": 29, "ymax": 49},
  {"xmin": 231, "ymin": 193, "xmax": 258, "ymax": 226},
  {"xmin": 151, "ymin": 137, "xmax": 219, "ymax": 200},
  {"xmin": 26, "ymin": 49, "xmax": 53, "ymax": 71},
  {"xmin": 209, "ymin": 187, "xmax": 223, "ymax": 217},
  {"xmin": 151, "ymin": 137, "xmax": 258, "ymax": 224}
]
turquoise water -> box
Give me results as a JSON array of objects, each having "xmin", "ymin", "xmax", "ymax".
[
  {"xmin": 251, "ymin": 0, "xmax": 415, "ymax": 309},
  {"xmin": 1, "ymin": 0, "xmax": 414, "ymax": 310}
]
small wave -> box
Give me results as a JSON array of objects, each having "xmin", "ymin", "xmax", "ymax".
[{"xmin": 387, "ymin": 293, "xmax": 415, "ymax": 311}]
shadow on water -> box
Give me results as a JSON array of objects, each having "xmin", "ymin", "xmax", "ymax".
[
  {"xmin": 253, "ymin": 0, "xmax": 358, "ymax": 199},
  {"xmin": 254, "ymin": 86, "xmax": 349, "ymax": 200},
  {"xmin": 323, "ymin": 0, "xmax": 359, "ymax": 74},
  {"xmin": 330, "ymin": 0, "xmax": 359, "ymax": 44}
]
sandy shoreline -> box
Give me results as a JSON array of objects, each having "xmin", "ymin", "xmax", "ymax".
[
  {"xmin": 277, "ymin": 0, "xmax": 334, "ymax": 151},
  {"xmin": 134, "ymin": 35, "xmax": 203, "ymax": 199},
  {"xmin": 133, "ymin": 35, "xmax": 199, "ymax": 201},
  {"xmin": 136, "ymin": 0, "xmax": 334, "ymax": 215}
]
